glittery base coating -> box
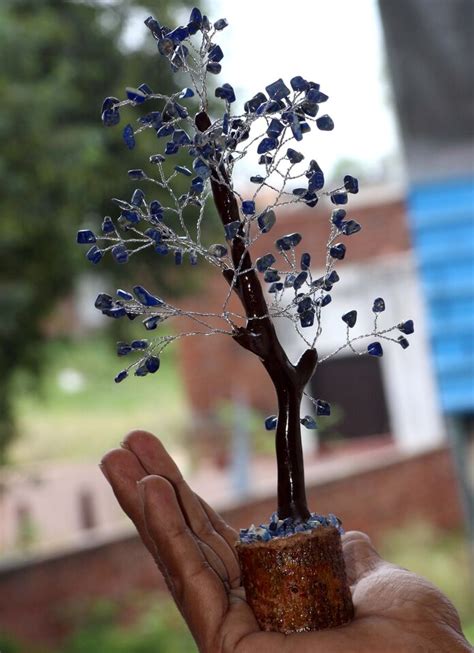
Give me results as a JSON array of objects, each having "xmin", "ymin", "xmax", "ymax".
[{"xmin": 236, "ymin": 525, "xmax": 354, "ymax": 633}]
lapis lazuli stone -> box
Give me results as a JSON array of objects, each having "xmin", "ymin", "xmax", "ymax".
[
  {"xmin": 250, "ymin": 175, "xmax": 265, "ymax": 184},
  {"xmin": 224, "ymin": 220, "xmax": 240, "ymax": 240},
  {"xmin": 101, "ymin": 96, "xmax": 120, "ymax": 113},
  {"xmin": 208, "ymin": 44, "xmax": 224, "ymax": 62},
  {"xmin": 174, "ymin": 249, "xmax": 183, "ymax": 265},
  {"xmin": 168, "ymin": 25, "xmax": 189, "ymax": 42},
  {"xmin": 77, "ymin": 230, "xmax": 96, "ymax": 245},
  {"xmin": 301, "ymin": 252, "xmax": 311, "ymax": 270},
  {"xmin": 117, "ymin": 342, "xmax": 132, "ymax": 356},
  {"xmin": 267, "ymin": 119, "xmax": 284, "ymax": 138},
  {"xmin": 242, "ymin": 200, "xmax": 255, "ymax": 215},
  {"xmin": 342, "ymin": 310, "xmax": 357, "ymax": 328},
  {"xmin": 87, "ymin": 246, "xmax": 102, "ymax": 264},
  {"xmin": 268, "ymin": 282, "xmax": 283, "ymax": 293},
  {"xmin": 316, "ymin": 114, "xmax": 334, "ymax": 131},
  {"xmin": 150, "ymin": 154, "xmax": 166, "ymax": 164},
  {"xmin": 290, "ymin": 117, "xmax": 303, "ymax": 142},
  {"xmin": 276, "ymin": 232, "xmax": 302, "ymax": 251},
  {"xmin": 144, "ymin": 15, "xmax": 162, "ymax": 37},
  {"xmin": 131, "ymin": 339, "xmax": 149, "ymax": 350},
  {"xmin": 264, "ymin": 268, "xmax": 280, "ymax": 283},
  {"xmin": 330, "ymin": 243, "xmax": 346, "ymax": 260},
  {"xmin": 214, "ymin": 18, "xmax": 228, "ymax": 30},
  {"xmin": 134, "ymin": 363, "xmax": 148, "ymax": 377},
  {"xmin": 215, "ymin": 83, "xmax": 235, "ymax": 103},
  {"xmin": 301, "ymin": 415, "xmax": 317, "ymax": 429},
  {"xmin": 189, "ymin": 251, "xmax": 198, "ymax": 266},
  {"xmin": 121, "ymin": 209, "xmax": 140, "ymax": 224},
  {"xmin": 285, "ymin": 274, "xmax": 296, "ymax": 288},
  {"xmin": 208, "ymin": 244, "xmax": 228, "ymax": 258},
  {"xmin": 155, "ymin": 243, "xmax": 169, "ymax": 255},
  {"xmin": 318, "ymin": 294, "xmax": 332, "ymax": 307},
  {"xmin": 189, "ymin": 7, "xmax": 202, "ymax": 27},
  {"xmin": 128, "ymin": 169, "xmax": 146, "ymax": 180},
  {"xmin": 117, "ymin": 289, "xmax": 133, "ymax": 301},
  {"xmin": 146, "ymin": 356, "xmax": 161, "ymax": 373},
  {"xmin": 165, "ymin": 141, "xmax": 179, "ymax": 155},
  {"xmin": 94, "ymin": 293, "xmax": 113, "ymax": 310},
  {"xmin": 123, "ymin": 124, "xmax": 135, "ymax": 149},
  {"xmin": 287, "ymin": 148, "xmax": 304, "ymax": 164},
  {"xmin": 301, "ymin": 101, "xmax": 319, "ymax": 118},
  {"xmin": 133, "ymin": 286, "xmax": 163, "ymax": 307},
  {"xmin": 398, "ymin": 336, "xmax": 410, "ymax": 349},
  {"xmin": 131, "ymin": 188, "xmax": 145, "ymax": 206},
  {"xmin": 265, "ymin": 415, "xmax": 277, "ymax": 430},
  {"xmin": 149, "ymin": 200, "xmax": 164, "ymax": 219},
  {"xmin": 293, "ymin": 271, "xmax": 308, "ymax": 290},
  {"xmin": 175, "ymin": 165, "xmax": 192, "ymax": 177},
  {"xmin": 104, "ymin": 306, "xmax": 127, "ymax": 319},
  {"xmin": 256, "ymin": 253, "xmax": 276, "ymax": 272},
  {"xmin": 307, "ymin": 88, "xmax": 328, "ymax": 104},
  {"xmin": 331, "ymin": 192, "xmax": 348, "ymax": 205},
  {"xmin": 326, "ymin": 270, "xmax": 340, "ymax": 284},
  {"xmin": 331, "ymin": 209, "xmax": 346, "ymax": 228},
  {"xmin": 156, "ymin": 124, "xmax": 174, "ymax": 138},
  {"xmin": 297, "ymin": 297, "xmax": 312, "ymax": 313},
  {"xmin": 344, "ymin": 175, "xmax": 359, "ymax": 194},
  {"xmin": 300, "ymin": 310, "xmax": 315, "ymax": 327},
  {"xmin": 115, "ymin": 370, "xmax": 128, "ymax": 384},
  {"xmin": 308, "ymin": 171, "xmax": 325, "ymax": 193},
  {"xmin": 304, "ymin": 192, "xmax": 319, "ymax": 208},
  {"xmin": 372, "ymin": 297, "xmax": 386, "ymax": 313},
  {"xmin": 244, "ymin": 92, "xmax": 267, "ymax": 113},
  {"xmin": 102, "ymin": 217, "xmax": 114, "ymax": 234},
  {"xmin": 143, "ymin": 316, "xmax": 161, "ymax": 330},
  {"xmin": 173, "ymin": 129, "xmax": 192, "ymax": 145},
  {"xmin": 112, "ymin": 244, "xmax": 129, "ymax": 264},
  {"xmin": 257, "ymin": 209, "xmax": 276, "ymax": 233},
  {"xmin": 191, "ymin": 176, "xmax": 205, "ymax": 194},
  {"xmin": 316, "ymin": 400, "xmax": 331, "ymax": 416},
  {"xmin": 398, "ymin": 320, "xmax": 414, "ymax": 334},
  {"xmin": 101, "ymin": 108, "xmax": 120, "ymax": 127},
  {"xmin": 179, "ymin": 87, "xmax": 194, "ymax": 99},
  {"xmin": 258, "ymin": 155, "xmax": 273, "ymax": 165},
  {"xmin": 193, "ymin": 158, "xmax": 211, "ymax": 179},
  {"xmin": 145, "ymin": 228, "xmax": 161, "ymax": 242},
  {"xmin": 266, "ymin": 78, "xmax": 290, "ymax": 101},
  {"xmin": 257, "ymin": 137, "xmax": 278, "ymax": 154},
  {"xmin": 126, "ymin": 87, "xmax": 147, "ymax": 104},
  {"xmin": 342, "ymin": 220, "xmax": 361, "ymax": 235},
  {"xmin": 290, "ymin": 76, "xmax": 309, "ymax": 92},
  {"xmin": 368, "ymin": 342, "xmax": 383, "ymax": 357},
  {"xmin": 293, "ymin": 188, "xmax": 307, "ymax": 197}
]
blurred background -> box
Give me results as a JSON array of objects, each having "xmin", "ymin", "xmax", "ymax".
[{"xmin": 0, "ymin": 0, "xmax": 473, "ymax": 651}]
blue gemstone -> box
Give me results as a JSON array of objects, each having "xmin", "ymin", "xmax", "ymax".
[
  {"xmin": 190, "ymin": 250, "xmax": 198, "ymax": 265},
  {"xmin": 258, "ymin": 155, "xmax": 273, "ymax": 165},
  {"xmin": 101, "ymin": 217, "xmax": 114, "ymax": 234},
  {"xmin": 144, "ymin": 16, "xmax": 163, "ymax": 38},
  {"xmin": 189, "ymin": 7, "xmax": 202, "ymax": 27},
  {"xmin": 104, "ymin": 306, "xmax": 127, "ymax": 319},
  {"xmin": 398, "ymin": 336, "xmax": 410, "ymax": 349},
  {"xmin": 290, "ymin": 76, "xmax": 309, "ymax": 92},
  {"xmin": 214, "ymin": 18, "xmax": 228, "ymax": 30},
  {"xmin": 342, "ymin": 220, "xmax": 361, "ymax": 235},
  {"xmin": 342, "ymin": 310, "xmax": 357, "ymax": 328},
  {"xmin": 242, "ymin": 200, "xmax": 255, "ymax": 215},
  {"xmin": 94, "ymin": 293, "xmax": 113, "ymax": 310},
  {"xmin": 193, "ymin": 158, "xmax": 211, "ymax": 179},
  {"xmin": 306, "ymin": 88, "xmax": 328, "ymax": 104},
  {"xmin": 331, "ymin": 209, "xmax": 347, "ymax": 228},
  {"xmin": 267, "ymin": 119, "xmax": 284, "ymax": 138},
  {"xmin": 121, "ymin": 209, "xmax": 140, "ymax": 224},
  {"xmin": 134, "ymin": 364, "xmax": 148, "ymax": 377},
  {"xmin": 265, "ymin": 78, "xmax": 290, "ymax": 101},
  {"xmin": 179, "ymin": 87, "xmax": 194, "ymax": 100},
  {"xmin": 268, "ymin": 282, "xmax": 283, "ymax": 293},
  {"xmin": 149, "ymin": 201, "xmax": 164, "ymax": 219},
  {"xmin": 257, "ymin": 137, "xmax": 278, "ymax": 154},
  {"xmin": 131, "ymin": 339, "xmax": 149, "ymax": 350},
  {"xmin": 208, "ymin": 44, "xmax": 224, "ymax": 62},
  {"xmin": 77, "ymin": 229, "xmax": 96, "ymax": 244},
  {"xmin": 117, "ymin": 342, "xmax": 132, "ymax": 356},
  {"xmin": 301, "ymin": 101, "xmax": 319, "ymax": 118},
  {"xmin": 300, "ymin": 310, "xmax": 315, "ymax": 327},
  {"xmin": 143, "ymin": 316, "xmax": 161, "ymax": 330},
  {"xmin": 139, "ymin": 111, "xmax": 162, "ymax": 127},
  {"xmin": 264, "ymin": 268, "xmax": 280, "ymax": 283},
  {"xmin": 208, "ymin": 244, "xmax": 228, "ymax": 258},
  {"xmin": 215, "ymin": 83, "xmax": 235, "ymax": 103},
  {"xmin": 264, "ymin": 415, "xmax": 277, "ymax": 430},
  {"xmin": 301, "ymin": 415, "xmax": 317, "ymax": 429},
  {"xmin": 285, "ymin": 274, "xmax": 296, "ymax": 288},
  {"xmin": 256, "ymin": 253, "xmax": 276, "ymax": 272},
  {"xmin": 133, "ymin": 286, "xmax": 163, "ymax": 307},
  {"xmin": 300, "ymin": 122, "xmax": 311, "ymax": 134},
  {"xmin": 101, "ymin": 96, "xmax": 120, "ymax": 113},
  {"xmin": 101, "ymin": 108, "xmax": 120, "ymax": 127},
  {"xmin": 150, "ymin": 154, "xmax": 166, "ymax": 164},
  {"xmin": 168, "ymin": 25, "xmax": 189, "ymax": 42},
  {"xmin": 300, "ymin": 252, "xmax": 311, "ymax": 270},
  {"xmin": 308, "ymin": 171, "xmax": 324, "ymax": 193},
  {"xmin": 287, "ymin": 148, "xmax": 304, "ymax": 164},
  {"xmin": 250, "ymin": 175, "xmax": 265, "ymax": 184},
  {"xmin": 290, "ymin": 118, "xmax": 303, "ymax": 142},
  {"xmin": 316, "ymin": 115, "xmax": 334, "ymax": 131},
  {"xmin": 190, "ymin": 176, "xmax": 205, "ymax": 193},
  {"xmin": 155, "ymin": 243, "xmax": 169, "ymax": 255},
  {"xmin": 122, "ymin": 124, "xmax": 135, "ymax": 149},
  {"xmin": 137, "ymin": 83, "xmax": 152, "ymax": 95},
  {"xmin": 165, "ymin": 141, "xmax": 179, "ymax": 155},
  {"xmin": 304, "ymin": 192, "xmax": 319, "ymax": 208},
  {"xmin": 368, "ymin": 342, "xmax": 383, "ymax": 357},
  {"xmin": 244, "ymin": 92, "xmax": 267, "ymax": 113},
  {"xmin": 146, "ymin": 356, "xmax": 161, "ymax": 373},
  {"xmin": 131, "ymin": 188, "xmax": 145, "ymax": 206},
  {"xmin": 112, "ymin": 244, "xmax": 129, "ymax": 264},
  {"xmin": 331, "ymin": 192, "xmax": 348, "ymax": 205},
  {"xmin": 330, "ymin": 243, "xmax": 346, "ymax": 260},
  {"xmin": 316, "ymin": 400, "xmax": 331, "ymax": 416},
  {"xmin": 317, "ymin": 294, "xmax": 332, "ymax": 307},
  {"xmin": 86, "ymin": 246, "xmax": 102, "ymax": 264},
  {"xmin": 372, "ymin": 297, "xmax": 385, "ymax": 313},
  {"xmin": 126, "ymin": 87, "xmax": 147, "ymax": 104},
  {"xmin": 257, "ymin": 209, "xmax": 276, "ymax": 233},
  {"xmin": 293, "ymin": 188, "xmax": 307, "ymax": 196},
  {"xmin": 344, "ymin": 175, "xmax": 359, "ymax": 194},
  {"xmin": 156, "ymin": 124, "xmax": 174, "ymax": 138},
  {"xmin": 293, "ymin": 271, "xmax": 308, "ymax": 290},
  {"xmin": 117, "ymin": 289, "xmax": 134, "ymax": 301},
  {"xmin": 128, "ymin": 169, "xmax": 146, "ymax": 180},
  {"xmin": 172, "ymin": 249, "xmax": 183, "ymax": 265},
  {"xmin": 276, "ymin": 232, "xmax": 302, "ymax": 251},
  {"xmin": 174, "ymin": 165, "xmax": 192, "ymax": 176},
  {"xmin": 224, "ymin": 220, "xmax": 240, "ymax": 240},
  {"xmin": 398, "ymin": 320, "xmax": 414, "ymax": 334},
  {"xmin": 115, "ymin": 370, "xmax": 128, "ymax": 384},
  {"xmin": 173, "ymin": 129, "xmax": 192, "ymax": 145},
  {"xmin": 297, "ymin": 297, "xmax": 312, "ymax": 313}
]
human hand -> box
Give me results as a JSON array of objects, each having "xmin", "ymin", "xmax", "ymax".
[{"xmin": 101, "ymin": 430, "xmax": 471, "ymax": 653}]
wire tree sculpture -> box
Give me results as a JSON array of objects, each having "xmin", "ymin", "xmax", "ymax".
[{"xmin": 77, "ymin": 7, "xmax": 415, "ymax": 632}]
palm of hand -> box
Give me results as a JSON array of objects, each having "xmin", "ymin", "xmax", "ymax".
[{"xmin": 101, "ymin": 431, "xmax": 469, "ymax": 653}]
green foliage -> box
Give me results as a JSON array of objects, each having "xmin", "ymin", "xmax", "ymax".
[{"xmin": 0, "ymin": 0, "xmax": 203, "ymax": 463}]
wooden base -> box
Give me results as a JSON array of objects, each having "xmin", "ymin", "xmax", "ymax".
[{"xmin": 236, "ymin": 526, "xmax": 353, "ymax": 633}]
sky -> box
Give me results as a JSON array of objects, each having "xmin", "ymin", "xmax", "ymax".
[{"xmin": 123, "ymin": 0, "xmax": 403, "ymax": 182}]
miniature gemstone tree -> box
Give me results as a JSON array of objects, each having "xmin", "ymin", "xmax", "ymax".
[{"xmin": 77, "ymin": 8, "xmax": 415, "ymax": 633}]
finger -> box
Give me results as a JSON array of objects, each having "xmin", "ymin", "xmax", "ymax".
[
  {"xmin": 139, "ymin": 475, "xmax": 227, "ymax": 647},
  {"xmin": 123, "ymin": 430, "xmax": 241, "ymax": 586},
  {"xmin": 198, "ymin": 496, "xmax": 241, "ymax": 587},
  {"xmin": 342, "ymin": 530, "xmax": 383, "ymax": 586}
]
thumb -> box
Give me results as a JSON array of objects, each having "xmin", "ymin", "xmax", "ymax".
[{"xmin": 342, "ymin": 531, "xmax": 383, "ymax": 585}]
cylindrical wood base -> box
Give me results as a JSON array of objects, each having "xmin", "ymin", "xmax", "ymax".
[{"xmin": 236, "ymin": 526, "xmax": 353, "ymax": 633}]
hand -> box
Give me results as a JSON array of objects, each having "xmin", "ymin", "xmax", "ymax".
[{"xmin": 101, "ymin": 431, "xmax": 471, "ymax": 653}]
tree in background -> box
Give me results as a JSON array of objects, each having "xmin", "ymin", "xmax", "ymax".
[{"xmin": 0, "ymin": 0, "xmax": 197, "ymax": 464}]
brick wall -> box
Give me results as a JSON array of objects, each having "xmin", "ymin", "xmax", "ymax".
[{"xmin": 0, "ymin": 446, "xmax": 464, "ymax": 650}]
